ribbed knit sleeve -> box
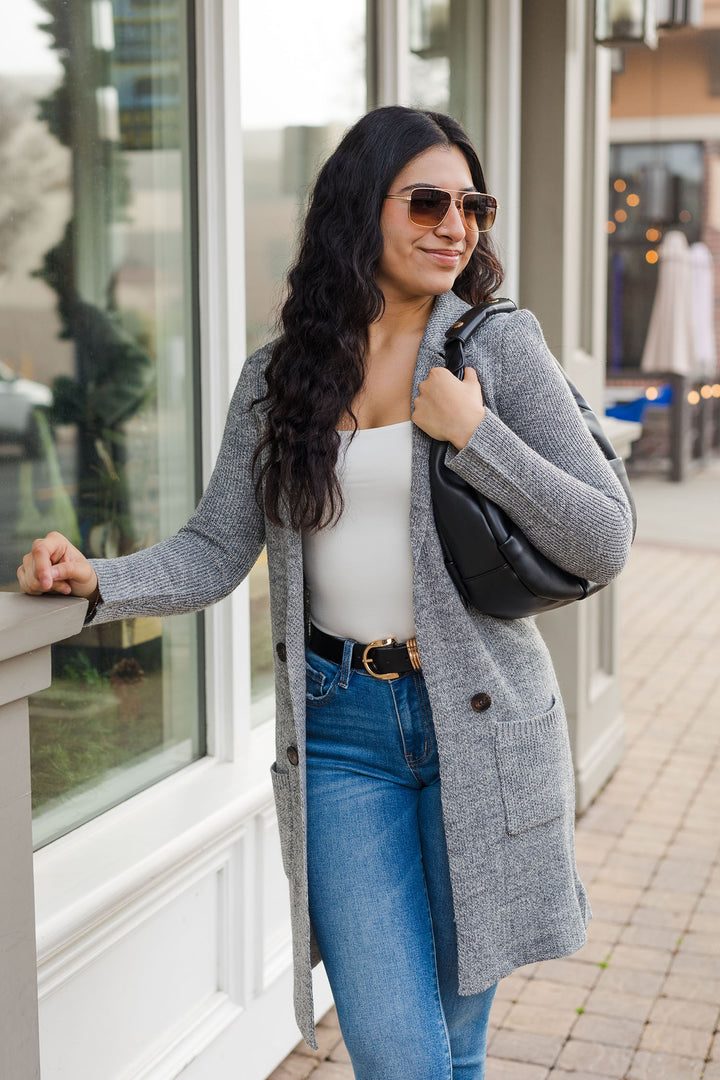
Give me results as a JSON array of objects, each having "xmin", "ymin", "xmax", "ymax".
[
  {"xmin": 88, "ymin": 349, "xmax": 268, "ymax": 624},
  {"xmin": 445, "ymin": 308, "xmax": 633, "ymax": 584}
]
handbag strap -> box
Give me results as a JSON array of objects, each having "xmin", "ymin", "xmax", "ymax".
[
  {"xmin": 443, "ymin": 297, "xmax": 638, "ymax": 539},
  {"xmin": 444, "ymin": 297, "xmax": 517, "ymax": 377}
]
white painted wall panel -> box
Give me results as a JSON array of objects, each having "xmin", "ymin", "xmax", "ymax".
[
  {"xmin": 35, "ymin": 794, "xmax": 330, "ymax": 1080},
  {"xmin": 39, "ymin": 871, "xmax": 225, "ymax": 1080}
]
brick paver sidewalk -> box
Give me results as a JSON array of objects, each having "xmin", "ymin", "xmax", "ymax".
[{"xmin": 268, "ymin": 541, "xmax": 720, "ymax": 1080}]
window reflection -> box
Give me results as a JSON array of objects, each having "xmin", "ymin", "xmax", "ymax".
[
  {"xmin": 408, "ymin": 0, "xmax": 486, "ymax": 150},
  {"xmin": 409, "ymin": 0, "xmax": 451, "ymax": 112},
  {"xmin": 607, "ymin": 141, "xmax": 703, "ymax": 368},
  {"xmin": 240, "ymin": 0, "xmax": 367, "ymax": 721},
  {"xmin": 0, "ymin": 0, "xmax": 203, "ymax": 847}
]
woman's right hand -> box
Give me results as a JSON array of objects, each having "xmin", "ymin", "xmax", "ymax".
[{"xmin": 17, "ymin": 532, "xmax": 98, "ymax": 599}]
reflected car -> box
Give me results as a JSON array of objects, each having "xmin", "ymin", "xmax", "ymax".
[{"xmin": 0, "ymin": 361, "xmax": 53, "ymax": 457}]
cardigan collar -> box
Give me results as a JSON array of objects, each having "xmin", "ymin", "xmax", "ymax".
[
  {"xmin": 409, "ymin": 290, "xmax": 470, "ymax": 562},
  {"xmin": 410, "ymin": 290, "xmax": 469, "ymax": 398}
]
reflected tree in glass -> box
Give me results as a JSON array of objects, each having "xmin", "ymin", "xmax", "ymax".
[
  {"xmin": 34, "ymin": 0, "xmax": 153, "ymax": 555},
  {"xmin": 0, "ymin": 0, "xmax": 204, "ymax": 845}
]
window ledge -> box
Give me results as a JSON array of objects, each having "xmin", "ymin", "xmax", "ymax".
[{"xmin": 34, "ymin": 722, "xmax": 277, "ymax": 964}]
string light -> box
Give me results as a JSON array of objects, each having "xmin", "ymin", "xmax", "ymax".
[
  {"xmin": 679, "ymin": 210, "xmax": 692, "ymax": 222},
  {"xmin": 688, "ymin": 390, "xmax": 700, "ymax": 405},
  {"xmin": 646, "ymin": 250, "xmax": 659, "ymax": 264},
  {"xmin": 606, "ymin": 221, "xmax": 617, "ymax": 233},
  {"xmin": 645, "ymin": 386, "xmax": 659, "ymax": 401},
  {"xmin": 615, "ymin": 209, "xmax": 628, "ymax": 222},
  {"xmin": 614, "ymin": 179, "xmax": 627, "ymax": 192},
  {"xmin": 701, "ymin": 385, "xmax": 712, "ymax": 399},
  {"xmin": 645, "ymin": 228, "xmax": 661, "ymax": 242},
  {"xmin": 627, "ymin": 194, "xmax": 640, "ymax": 207}
]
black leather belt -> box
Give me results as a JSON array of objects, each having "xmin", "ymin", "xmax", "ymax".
[{"xmin": 308, "ymin": 624, "xmax": 422, "ymax": 680}]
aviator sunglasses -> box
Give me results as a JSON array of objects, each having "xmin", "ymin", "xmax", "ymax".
[{"xmin": 385, "ymin": 187, "xmax": 498, "ymax": 233}]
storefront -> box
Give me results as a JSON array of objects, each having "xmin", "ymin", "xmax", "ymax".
[
  {"xmin": 0, "ymin": 2, "xmax": 622, "ymax": 1077},
  {"xmin": 602, "ymin": 8, "xmax": 720, "ymax": 473}
]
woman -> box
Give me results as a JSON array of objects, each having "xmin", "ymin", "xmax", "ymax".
[{"xmin": 18, "ymin": 107, "xmax": 633, "ymax": 1079}]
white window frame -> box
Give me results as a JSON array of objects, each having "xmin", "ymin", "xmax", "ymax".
[{"xmin": 33, "ymin": 0, "xmax": 275, "ymax": 963}]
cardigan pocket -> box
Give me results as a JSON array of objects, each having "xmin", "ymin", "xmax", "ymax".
[
  {"xmin": 494, "ymin": 700, "xmax": 574, "ymax": 836},
  {"xmin": 270, "ymin": 762, "xmax": 295, "ymax": 878}
]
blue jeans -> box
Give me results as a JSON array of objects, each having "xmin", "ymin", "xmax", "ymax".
[{"xmin": 305, "ymin": 640, "xmax": 497, "ymax": 1080}]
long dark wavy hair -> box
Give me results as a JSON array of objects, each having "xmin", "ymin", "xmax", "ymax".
[{"xmin": 253, "ymin": 106, "xmax": 504, "ymax": 531}]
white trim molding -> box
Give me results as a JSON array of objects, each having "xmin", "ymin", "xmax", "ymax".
[{"xmin": 195, "ymin": 0, "xmax": 253, "ymax": 764}]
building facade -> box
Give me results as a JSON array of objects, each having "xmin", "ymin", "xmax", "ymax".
[{"xmin": 0, "ymin": 1, "xmax": 625, "ymax": 1076}]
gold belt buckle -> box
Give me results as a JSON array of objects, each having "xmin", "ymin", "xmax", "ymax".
[{"xmin": 362, "ymin": 637, "xmax": 399, "ymax": 680}]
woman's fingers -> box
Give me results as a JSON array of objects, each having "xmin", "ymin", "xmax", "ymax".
[
  {"xmin": 29, "ymin": 535, "xmax": 59, "ymax": 590},
  {"xmin": 18, "ymin": 549, "xmax": 51, "ymax": 593},
  {"xmin": 17, "ymin": 533, "xmax": 98, "ymax": 599},
  {"xmin": 412, "ymin": 365, "xmax": 486, "ymax": 448}
]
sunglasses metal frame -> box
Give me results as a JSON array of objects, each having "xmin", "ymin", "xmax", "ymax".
[{"xmin": 385, "ymin": 187, "xmax": 497, "ymax": 233}]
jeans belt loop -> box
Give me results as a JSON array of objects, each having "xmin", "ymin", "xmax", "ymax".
[{"xmin": 339, "ymin": 637, "xmax": 355, "ymax": 689}]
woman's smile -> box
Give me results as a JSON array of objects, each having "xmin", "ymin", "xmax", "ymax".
[{"xmin": 419, "ymin": 247, "xmax": 464, "ymax": 266}]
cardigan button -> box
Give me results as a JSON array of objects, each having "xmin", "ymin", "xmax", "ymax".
[
  {"xmin": 471, "ymin": 692, "xmax": 492, "ymax": 713},
  {"xmin": 276, "ymin": 641, "xmax": 287, "ymax": 662},
  {"xmin": 286, "ymin": 746, "xmax": 299, "ymax": 766}
]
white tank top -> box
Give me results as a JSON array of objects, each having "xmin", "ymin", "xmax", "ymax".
[{"xmin": 302, "ymin": 421, "xmax": 416, "ymax": 643}]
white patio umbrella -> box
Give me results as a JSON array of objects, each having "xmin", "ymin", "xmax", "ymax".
[
  {"xmin": 689, "ymin": 241, "xmax": 717, "ymax": 377},
  {"xmin": 641, "ymin": 230, "xmax": 695, "ymax": 375}
]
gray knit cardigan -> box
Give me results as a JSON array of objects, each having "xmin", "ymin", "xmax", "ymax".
[{"xmin": 90, "ymin": 291, "xmax": 634, "ymax": 1047}]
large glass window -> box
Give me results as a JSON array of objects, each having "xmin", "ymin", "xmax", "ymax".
[
  {"xmin": 240, "ymin": 0, "xmax": 367, "ymax": 722},
  {"xmin": 607, "ymin": 141, "xmax": 703, "ymax": 369},
  {"xmin": 0, "ymin": 0, "xmax": 203, "ymax": 847}
]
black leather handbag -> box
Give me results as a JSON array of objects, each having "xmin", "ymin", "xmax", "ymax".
[{"xmin": 429, "ymin": 298, "xmax": 637, "ymax": 619}]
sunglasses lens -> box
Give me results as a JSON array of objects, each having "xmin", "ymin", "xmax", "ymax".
[
  {"xmin": 406, "ymin": 189, "xmax": 497, "ymax": 231},
  {"xmin": 463, "ymin": 194, "xmax": 497, "ymax": 232},
  {"xmin": 409, "ymin": 188, "xmax": 452, "ymax": 227}
]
